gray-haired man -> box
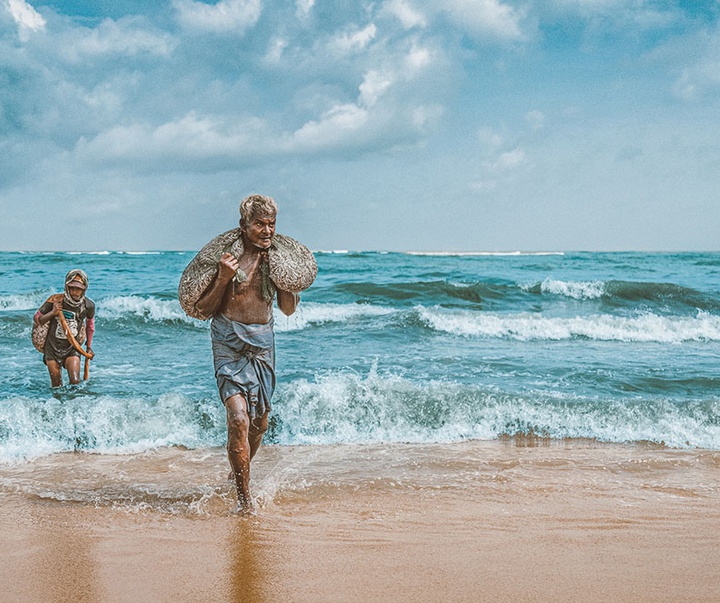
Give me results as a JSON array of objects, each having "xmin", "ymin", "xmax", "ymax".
[{"xmin": 196, "ymin": 194, "xmax": 299, "ymax": 512}]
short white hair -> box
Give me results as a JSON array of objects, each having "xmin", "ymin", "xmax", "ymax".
[{"xmin": 239, "ymin": 194, "xmax": 278, "ymax": 227}]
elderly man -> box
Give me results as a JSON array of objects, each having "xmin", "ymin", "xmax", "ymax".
[
  {"xmin": 195, "ymin": 194, "xmax": 299, "ymax": 512},
  {"xmin": 34, "ymin": 269, "xmax": 95, "ymax": 387}
]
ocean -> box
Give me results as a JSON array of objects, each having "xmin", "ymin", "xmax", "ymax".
[{"xmin": 1, "ymin": 249, "xmax": 719, "ymax": 513}]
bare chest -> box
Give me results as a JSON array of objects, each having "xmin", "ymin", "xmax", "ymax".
[{"xmin": 220, "ymin": 259, "xmax": 273, "ymax": 324}]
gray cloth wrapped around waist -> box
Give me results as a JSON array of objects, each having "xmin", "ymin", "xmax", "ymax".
[{"xmin": 211, "ymin": 314, "xmax": 276, "ymax": 419}]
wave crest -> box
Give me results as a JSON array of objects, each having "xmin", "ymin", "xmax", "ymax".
[
  {"xmin": 274, "ymin": 302, "xmax": 394, "ymax": 331},
  {"xmin": 524, "ymin": 278, "xmax": 606, "ymax": 300},
  {"xmin": 0, "ymin": 292, "xmax": 52, "ymax": 312},
  {"xmin": 100, "ymin": 296, "xmax": 199, "ymax": 324},
  {"xmin": 270, "ymin": 369, "xmax": 720, "ymax": 449},
  {"xmin": 417, "ymin": 307, "xmax": 720, "ymax": 342}
]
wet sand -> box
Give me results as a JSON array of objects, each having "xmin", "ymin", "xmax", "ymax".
[{"xmin": 1, "ymin": 440, "xmax": 719, "ymax": 602}]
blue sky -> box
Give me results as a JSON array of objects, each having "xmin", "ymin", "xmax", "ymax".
[{"xmin": 1, "ymin": 0, "xmax": 719, "ymax": 251}]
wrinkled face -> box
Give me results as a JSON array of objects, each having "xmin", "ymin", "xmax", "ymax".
[
  {"xmin": 67, "ymin": 285, "xmax": 84, "ymax": 301},
  {"xmin": 243, "ymin": 212, "xmax": 276, "ymax": 249}
]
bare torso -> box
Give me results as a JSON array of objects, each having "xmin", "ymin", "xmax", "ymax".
[
  {"xmin": 194, "ymin": 223, "xmax": 299, "ymax": 325},
  {"xmin": 219, "ymin": 249, "xmax": 273, "ymax": 324}
]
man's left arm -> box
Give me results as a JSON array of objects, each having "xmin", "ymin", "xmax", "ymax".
[
  {"xmin": 85, "ymin": 302, "xmax": 95, "ymax": 354},
  {"xmin": 277, "ymin": 290, "xmax": 299, "ymax": 316}
]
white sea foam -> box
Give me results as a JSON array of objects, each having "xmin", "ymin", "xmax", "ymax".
[
  {"xmin": 100, "ymin": 295, "xmax": 198, "ymax": 324},
  {"xmin": 406, "ymin": 251, "xmax": 565, "ymax": 257},
  {"xmin": 118, "ymin": 251, "xmax": 163, "ymax": 255},
  {"xmin": 528, "ymin": 278, "xmax": 607, "ymax": 300},
  {"xmin": 0, "ymin": 392, "xmax": 224, "ymax": 463},
  {"xmin": 66, "ymin": 250, "xmax": 112, "ymax": 255},
  {"xmin": 0, "ymin": 291, "xmax": 52, "ymax": 312},
  {"xmin": 86, "ymin": 297, "xmax": 394, "ymax": 329},
  {"xmin": 273, "ymin": 302, "xmax": 394, "ymax": 332},
  {"xmin": 274, "ymin": 369, "xmax": 720, "ymax": 449},
  {"xmin": 417, "ymin": 307, "xmax": 720, "ymax": 342},
  {"xmin": 1, "ymin": 371, "xmax": 719, "ymax": 463}
]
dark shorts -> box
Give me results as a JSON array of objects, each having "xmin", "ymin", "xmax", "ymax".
[
  {"xmin": 210, "ymin": 314, "xmax": 276, "ymax": 420},
  {"xmin": 43, "ymin": 341, "xmax": 80, "ymax": 366}
]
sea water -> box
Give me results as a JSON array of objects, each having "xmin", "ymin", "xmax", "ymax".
[{"xmin": 1, "ymin": 249, "xmax": 718, "ymax": 465}]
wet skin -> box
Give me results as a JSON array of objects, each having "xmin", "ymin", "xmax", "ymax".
[
  {"xmin": 35, "ymin": 285, "xmax": 86, "ymax": 387},
  {"xmin": 195, "ymin": 212, "xmax": 299, "ymax": 512}
]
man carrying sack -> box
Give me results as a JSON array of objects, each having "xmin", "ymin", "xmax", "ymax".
[
  {"xmin": 33, "ymin": 269, "xmax": 95, "ymax": 388},
  {"xmin": 179, "ymin": 193, "xmax": 316, "ymax": 513}
]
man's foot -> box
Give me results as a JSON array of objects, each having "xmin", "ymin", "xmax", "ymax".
[{"xmin": 234, "ymin": 496, "xmax": 256, "ymax": 516}]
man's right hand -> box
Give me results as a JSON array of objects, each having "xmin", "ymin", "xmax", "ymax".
[{"xmin": 218, "ymin": 253, "xmax": 240, "ymax": 281}]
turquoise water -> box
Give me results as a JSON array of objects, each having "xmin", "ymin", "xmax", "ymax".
[{"xmin": 1, "ymin": 250, "xmax": 719, "ymax": 461}]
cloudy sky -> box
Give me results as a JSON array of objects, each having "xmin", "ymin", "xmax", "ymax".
[{"xmin": 1, "ymin": 0, "xmax": 718, "ymax": 251}]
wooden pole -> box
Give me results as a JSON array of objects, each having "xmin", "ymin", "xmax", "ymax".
[{"xmin": 54, "ymin": 298, "xmax": 94, "ymax": 380}]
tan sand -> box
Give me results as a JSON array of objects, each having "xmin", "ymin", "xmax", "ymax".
[{"xmin": 1, "ymin": 440, "xmax": 719, "ymax": 602}]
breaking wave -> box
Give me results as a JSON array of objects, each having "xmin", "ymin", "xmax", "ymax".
[
  {"xmin": 3, "ymin": 368, "xmax": 719, "ymax": 463},
  {"xmin": 416, "ymin": 307, "xmax": 720, "ymax": 342}
]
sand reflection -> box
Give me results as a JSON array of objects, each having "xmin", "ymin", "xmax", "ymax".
[
  {"xmin": 32, "ymin": 504, "xmax": 101, "ymax": 602},
  {"xmin": 228, "ymin": 516, "xmax": 268, "ymax": 603}
]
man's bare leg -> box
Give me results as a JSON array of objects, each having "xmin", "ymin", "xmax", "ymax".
[
  {"xmin": 47, "ymin": 360, "xmax": 63, "ymax": 387},
  {"xmin": 65, "ymin": 356, "xmax": 81, "ymax": 385},
  {"xmin": 225, "ymin": 394, "xmax": 253, "ymax": 512},
  {"xmin": 249, "ymin": 411, "xmax": 268, "ymax": 460},
  {"xmin": 227, "ymin": 409, "xmax": 268, "ymax": 464}
]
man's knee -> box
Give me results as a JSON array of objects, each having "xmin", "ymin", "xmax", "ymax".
[
  {"xmin": 227, "ymin": 409, "xmax": 249, "ymax": 433},
  {"xmin": 250, "ymin": 412, "xmax": 269, "ymax": 436},
  {"xmin": 225, "ymin": 396, "xmax": 250, "ymax": 432},
  {"xmin": 47, "ymin": 361, "xmax": 62, "ymax": 381}
]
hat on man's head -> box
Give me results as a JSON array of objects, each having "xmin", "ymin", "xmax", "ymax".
[
  {"xmin": 65, "ymin": 269, "xmax": 89, "ymax": 290},
  {"xmin": 67, "ymin": 277, "xmax": 87, "ymax": 290}
]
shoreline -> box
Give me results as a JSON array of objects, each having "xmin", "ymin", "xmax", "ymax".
[{"xmin": 1, "ymin": 439, "xmax": 719, "ymax": 601}]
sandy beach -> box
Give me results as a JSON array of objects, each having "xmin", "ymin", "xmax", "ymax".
[{"xmin": 1, "ymin": 439, "xmax": 719, "ymax": 602}]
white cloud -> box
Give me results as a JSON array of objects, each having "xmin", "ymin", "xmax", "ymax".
[
  {"xmin": 295, "ymin": 0, "xmax": 314, "ymax": 19},
  {"xmin": 441, "ymin": 0, "xmax": 524, "ymax": 41},
  {"xmin": 76, "ymin": 112, "xmax": 271, "ymax": 166},
  {"xmin": 265, "ymin": 37, "xmax": 288, "ymax": 63},
  {"xmin": 671, "ymin": 29, "xmax": 720, "ymax": 101},
  {"xmin": 404, "ymin": 44, "xmax": 431, "ymax": 74},
  {"xmin": 478, "ymin": 127, "xmax": 504, "ymax": 149},
  {"xmin": 383, "ymin": 0, "xmax": 427, "ymax": 30},
  {"xmin": 6, "ymin": 0, "xmax": 45, "ymax": 40},
  {"xmin": 411, "ymin": 104, "xmax": 443, "ymax": 130},
  {"xmin": 674, "ymin": 61, "xmax": 720, "ymax": 100},
  {"xmin": 545, "ymin": 0, "xmax": 680, "ymax": 32},
  {"xmin": 173, "ymin": 0, "xmax": 261, "ymax": 33},
  {"xmin": 525, "ymin": 109, "xmax": 545, "ymax": 130},
  {"xmin": 331, "ymin": 23, "xmax": 377, "ymax": 53},
  {"xmin": 290, "ymin": 103, "xmax": 369, "ymax": 149},
  {"xmin": 73, "ymin": 48, "xmax": 436, "ymax": 170},
  {"xmin": 59, "ymin": 18, "xmax": 175, "ymax": 62},
  {"xmin": 359, "ymin": 70, "xmax": 395, "ymax": 107},
  {"xmin": 489, "ymin": 148, "xmax": 526, "ymax": 171}
]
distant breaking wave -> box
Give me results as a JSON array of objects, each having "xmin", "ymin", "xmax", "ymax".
[
  {"xmin": 416, "ymin": 307, "xmax": 720, "ymax": 342},
  {"xmin": 275, "ymin": 302, "xmax": 394, "ymax": 332},
  {"xmin": 96, "ymin": 298, "xmax": 395, "ymax": 331},
  {"xmin": 405, "ymin": 251, "xmax": 565, "ymax": 256},
  {"xmin": 101, "ymin": 296, "xmax": 198, "ymax": 325},
  {"xmin": 5, "ymin": 292, "xmax": 719, "ymax": 345},
  {"xmin": 525, "ymin": 278, "xmax": 606, "ymax": 300},
  {"xmin": 0, "ymin": 291, "xmax": 54, "ymax": 312},
  {"xmin": 523, "ymin": 279, "xmax": 719, "ymax": 310}
]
